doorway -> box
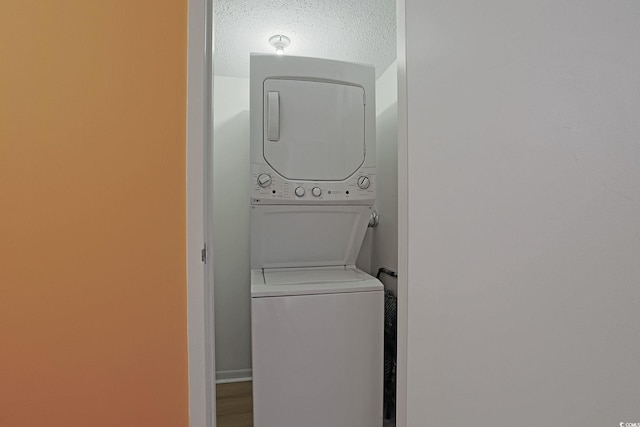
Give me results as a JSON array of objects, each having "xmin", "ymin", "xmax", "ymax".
[{"xmin": 207, "ymin": 0, "xmax": 403, "ymax": 425}]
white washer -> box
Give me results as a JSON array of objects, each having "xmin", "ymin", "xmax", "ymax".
[
  {"xmin": 249, "ymin": 54, "xmax": 383, "ymax": 427},
  {"xmin": 251, "ymin": 267, "xmax": 383, "ymax": 427}
]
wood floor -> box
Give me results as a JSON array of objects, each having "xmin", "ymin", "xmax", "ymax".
[
  {"xmin": 216, "ymin": 380, "xmax": 396, "ymax": 427},
  {"xmin": 216, "ymin": 381, "xmax": 253, "ymax": 427}
]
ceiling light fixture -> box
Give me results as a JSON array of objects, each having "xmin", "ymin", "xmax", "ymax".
[{"xmin": 269, "ymin": 35, "xmax": 291, "ymax": 56}]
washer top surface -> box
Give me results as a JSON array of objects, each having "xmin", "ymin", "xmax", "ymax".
[{"xmin": 251, "ymin": 266, "xmax": 382, "ymax": 297}]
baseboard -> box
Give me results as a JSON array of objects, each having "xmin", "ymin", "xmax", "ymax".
[{"xmin": 215, "ymin": 369, "xmax": 253, "ymax": 384}]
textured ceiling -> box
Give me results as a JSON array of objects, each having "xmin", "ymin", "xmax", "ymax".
[{"xmin": 214, "ymin": 0, "xmax": 396, "ymax": 79}]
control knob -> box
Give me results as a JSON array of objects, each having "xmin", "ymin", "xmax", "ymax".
[
  {"xmin": 257, "ymin": 173, "xmax": 272, "ymax": 188},
  {"xmin": 312, "ymin": 187, "xmax": 322, "ymax": 197},
  {"xmin": 295, "ymin": 187, "xmax": 305, "ymax": 197},
  {"xmin": 357, "ymin": 176, "xmax": 371, "ymax": 189}
]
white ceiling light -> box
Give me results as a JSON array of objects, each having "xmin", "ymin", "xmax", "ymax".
[{"xmin": 269, "ymin": 34, "xmax": 291, "ymax": 55}]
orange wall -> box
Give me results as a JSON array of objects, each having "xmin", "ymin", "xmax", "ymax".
[{"xmin": 0, "ymin": 1, "xmax": 189, "ymax": 426}]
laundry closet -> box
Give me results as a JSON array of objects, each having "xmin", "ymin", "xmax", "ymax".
[{"xmin": 211, "ymin": 1, "xmax": 398, "ymax": 425}]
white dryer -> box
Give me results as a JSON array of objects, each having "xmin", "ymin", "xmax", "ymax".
[
  {"xmin": 249, "ymin": 54, "xmax": 383, "ymax": 427},
  {"xmin": 250, "ymin": 54, "xmax": 376, "ymax": 206}
]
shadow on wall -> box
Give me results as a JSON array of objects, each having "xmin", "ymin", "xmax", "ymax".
[{"xmin": 212, "ymin": 110, "xmax": 253, "ymax": 380}]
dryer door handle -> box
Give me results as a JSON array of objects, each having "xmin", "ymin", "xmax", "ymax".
[{"xmin": 267, "ymin": 91, "xmax": 280, "ymax": 141}]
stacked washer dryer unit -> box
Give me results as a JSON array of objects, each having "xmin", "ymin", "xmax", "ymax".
[{"xmin": 250, "ymin": 53, "xmax": 383, "ymax": 427}]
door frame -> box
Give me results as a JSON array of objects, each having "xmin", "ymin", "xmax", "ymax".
[
  {"xmin": 186, "ymin": 0, "xmax": 215, "ymax": 426},
  {"xmin": 395, "ymin": 0, "xmax": 408, "ymax": 426}
]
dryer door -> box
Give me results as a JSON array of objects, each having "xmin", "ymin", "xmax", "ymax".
[{"xmin": 263, "ymin": 79, "xmax": 365, "ymax": 181}]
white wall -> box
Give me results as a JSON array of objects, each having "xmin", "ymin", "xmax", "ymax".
[
  {"xmin": 404, "ymin": 1, "xmax": 640, "ymax": 425},
  {"xmin": 371, "ymin": 62, "xmax": 399, "ymax": 295},
  {"xmin": 359, "ymin": 61, "xmax": 399, "ymax": 294},
  {"xmin": 212, "ymin": 75, "xmax": 252, "ymax": 381}
]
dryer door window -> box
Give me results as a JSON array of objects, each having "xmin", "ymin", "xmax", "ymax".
[{"xmin": 263, "ymin": 79, "xmax": 365, "ymax": 181}]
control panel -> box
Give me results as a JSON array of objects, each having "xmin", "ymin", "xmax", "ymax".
[{"xmin": 251, "ymin": 164, "xmax": 375, "ymax": 205}]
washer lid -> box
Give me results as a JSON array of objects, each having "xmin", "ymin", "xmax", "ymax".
[
  {"xmin": 263, "ymin": 266, "xmax": 369, "ymax": 285},
  {"xmin": 251, "ymin": 267, "xmax": 382, "ymax": 297},
  {"xmin": 250, "ymin": 205, "xmax": 371, "ymax": 269},
  {"xmin": 263, "ymin": 78, "xmax": 366, "ymax": 181}
]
